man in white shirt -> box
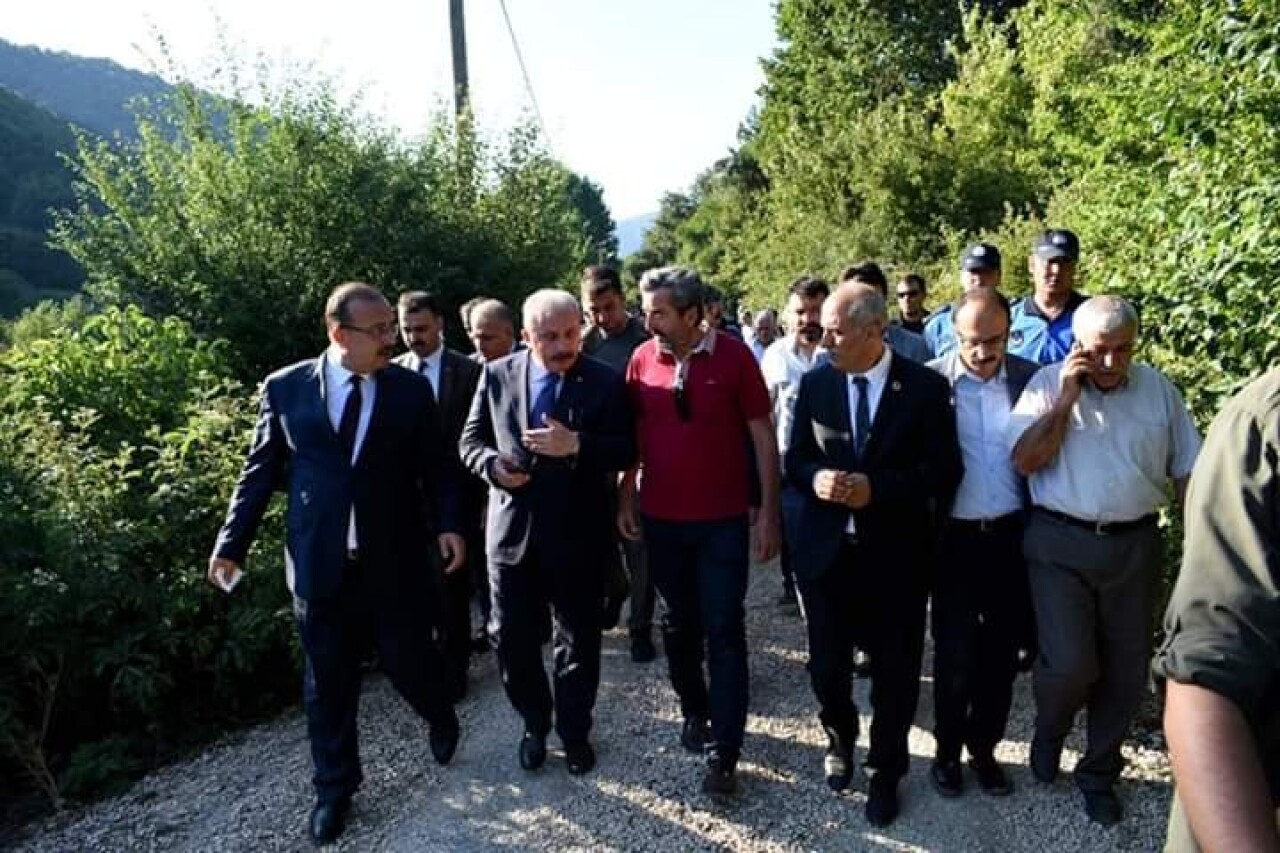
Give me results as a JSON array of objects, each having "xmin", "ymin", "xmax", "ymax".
[
  {"xmin": 1010, "ymin": 295, "xmax": 1201, "ymax": 825},
  {"xmin": 927, "ymin": 290, "xmax": 1040, "ymax": 798}
]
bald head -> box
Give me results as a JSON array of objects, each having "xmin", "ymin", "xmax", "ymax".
[{"xmin": 821, "ymin": 282, "xmax": 887, "ymax": 374}]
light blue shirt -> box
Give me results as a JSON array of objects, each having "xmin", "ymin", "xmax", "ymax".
[
  {"xmin": 923, "ymin": 306, "xmax": 956, "ymax": 359},
  {"xmin": 885, "ymin": 324, "xmax": 931, "ymax": 363},
  {"xmin": 404, "ymin": 345, "xmax": 443, "ymax": 399},
  {"xmin": 944, "ymin": 362, "xmax": 1025, "ymax": 519}
]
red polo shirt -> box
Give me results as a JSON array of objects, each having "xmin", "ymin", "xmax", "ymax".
[{"xmin": 626, "ymin": 330, "xmax": 771, "ymax": 521}]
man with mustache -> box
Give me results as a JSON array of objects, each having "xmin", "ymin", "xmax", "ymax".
[
  {"xmin": 620, "ymin": 265, "xmax": 780, "ymax": 797},
  {"xmin": 1009, "ymin": 229, "xmax": 1087, "ymax": 365},
  {"xmin": 926, "ymin": 290, "xmax": 1040, "ymax": 798},
  {"xmin": 209, "ymin": 282, "xmax": 466, "ymax": 845},
  {"xmin": 761, "ymin": 275, "xmax": 830, "ymax": 609},
  {"xmin": 1010, "ymin": 295, "xmax": 1201, "ymax": 825},
  {"xmin": 460, "ymin": 289, "xmax": 635, "ymax": 776}
]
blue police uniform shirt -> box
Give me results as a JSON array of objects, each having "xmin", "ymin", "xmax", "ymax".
[
  {"xmin": 1008, "ymin": 292, "xmax": 1087, "ymax": 366},
  {"xmin": 923, "ymin": 305, "xmax": 955, "ymax": 359}
]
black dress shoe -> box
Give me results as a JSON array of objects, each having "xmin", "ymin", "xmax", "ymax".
[
  {"xmin": 1082, "ymin": 787, "xmax": 1124, "ymax": 826},
  {"xmin": 519, "ymin": 731, "xmax": 547, "ymax": 771},
  {"xmin": 823, "ymin": 728, "xmax": 855, "ymax": 792},
  {"xmin": 1030, "ymin": 736, "xmax": 1063, "ymax": 784},
  {"xmin": 970, "ymin": 757, "xmax": 1012, "ymax": 796},
  {"xmin": 430, "ymin": 715, "xmax": 460, "ymax": 766},
  {"xmin": 702, "ymin": 753, "xmax": 737, "ymax": 796},
  {"xmin": 309, "ymin": 797, "xmax": 351, "ymax": 846},
  {"xmin": 680, "ymin": 716, "xmax": 711, "ymax": 754},
  {"xmin": 930, "ymin": 759, "xmax": 963, "ymax": 797},
  {"xmin": 630, "ymin": 634, "xmax": 657, "ymax": 663},
  {"xmin": 865, "ymin": 773, "xmax": 900, "ymax": 827},
  {"xmin": 564, "ymin": 741, "xmax": 596, "ymax": 775}
]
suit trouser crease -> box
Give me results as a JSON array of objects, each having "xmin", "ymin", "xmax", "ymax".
[
  {"xmin": 798, "ymin": 539, "xmax": 927, "ymax": 779},
  {"xmin": 489, "ymin": 545, "xmax": 604, "ymax": 743},
  {"xmin": 643, "ymin": 515, "xmax": 750, "ymax": 761},
  {"xmin": 1024, "ymin": 513, "xmax": 1161, "ymax": 791},
  {"xmin": 296, "ymin": 557, "xmax": 451, "ymax": 804},
  {"xmin": 931, "ymin": 519, "xmax": 1030, "ymax": 763}
]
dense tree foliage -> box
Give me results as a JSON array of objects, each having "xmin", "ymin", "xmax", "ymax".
[{"xmin": 635, "ymin": 0, "xmax": 1279, "ymax": 420}]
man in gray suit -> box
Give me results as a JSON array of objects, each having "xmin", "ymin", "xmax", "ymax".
[
  {"xmin": 460, "ymin": 289, "xmax": 635, "ymax": 775},
  {"xmin": 395, "ymin": 291, "xmax": 483, "ymax": 701}
]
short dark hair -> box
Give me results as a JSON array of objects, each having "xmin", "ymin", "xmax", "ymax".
[
  {"xmin": 397, "ymin": 290, "xmax": 442, "ymax": 317},
  {"xmin": 838, "ymin": 262, "xmax": 889, "ymax": 294},
  {"xmin": 325, "ymin": 282, "xmax": 386, "ymax": 325},
  {"xmin": 898, "ymin": 273, "xmax": 927, "ymax": 295},
  {"xmin": 638, "ymin": 266, "xmax": 705, "ymax": 314},
  {"xmin": 581, "ymin": 265, "xmax": 623, "ymax": 298},
  {"xmin": 950, "ymin": 289, "xmax": 1012, "ymax": 326},
  {"xmin": 788, "ymin": 275, "xmax": 830, "ymax": 300}
]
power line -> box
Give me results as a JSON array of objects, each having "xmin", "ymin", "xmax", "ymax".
[{"xmin": 496, "ymin": 0, "xmax": 551, "ymax": 149}]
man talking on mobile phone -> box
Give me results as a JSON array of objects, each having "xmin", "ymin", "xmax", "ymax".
[{"xmin": 1008, "ymin": 295, "xmax": 1201, "ymax": 826}]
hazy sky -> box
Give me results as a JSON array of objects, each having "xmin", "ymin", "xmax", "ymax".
[{"xmin": 2, "ymin": 1, "xmax": 779, "ymax": 219}]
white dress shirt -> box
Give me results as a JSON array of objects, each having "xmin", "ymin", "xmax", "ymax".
[
  {"xmin": 760, "ymin": 333, "xmax": 824, "ymax": 460},
  {"xmin": 817, "ymin": 346, "xmax": 893, "ymax": 534},
  {"xmin": 406, "ymin": 344, "xmax": 444, "ymax": 399},
  {"xmin": 324, "ymin": 347, "xmax": 377, "ymax": 550},
  {"xmin": 1007, "ymin": 362, "xmax": 1202, "ymax": 521}
]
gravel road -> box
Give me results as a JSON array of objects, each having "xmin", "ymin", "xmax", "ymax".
[{"xmin": 6, "ymin": 560, "xmax": 1172, "ymax": 852}]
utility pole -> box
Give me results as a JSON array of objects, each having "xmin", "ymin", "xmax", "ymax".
[{"xmin": 449, "ymin": 0, "xmax": 470, "ymax": 119}]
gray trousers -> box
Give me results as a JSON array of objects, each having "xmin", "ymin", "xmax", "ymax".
[{"xmin": 1024, "ymin": 510, "xmax": 1162, "ymax": 791}]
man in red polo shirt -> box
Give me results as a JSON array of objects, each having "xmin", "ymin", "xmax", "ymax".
[{"xmin": 619, "ymin": 266, "xmax": 781, "ymax": 796}]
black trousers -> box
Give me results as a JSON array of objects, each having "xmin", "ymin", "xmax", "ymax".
[
  {"xmin": 437, "ymin": 555, "xmax": 472, "ymax": 691},
  {"xmin": 798, "ymin": 539, "xmax": 928, "ymax": 779},
  {"xmin": 295, "ymin": 556, "xmax": 453, "ymax": 805},
  {"xmin": 931, "ymin": 514, "xmax": 1032, "ymax": 763},
  {"xmin": 489, "ymin": 546, "xmax": 604, "ymax": 744}
]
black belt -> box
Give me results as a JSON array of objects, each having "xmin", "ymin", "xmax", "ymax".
[
  {"xmin": 948, "ymin": 511, "xmax": 1024, "ymax": 533},
  {"xmin": 1034, "ymin": 507, "xmax": 1158, "ymax": 536}
]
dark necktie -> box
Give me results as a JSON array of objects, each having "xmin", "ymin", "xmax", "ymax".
[
  {"xmin": 529, "ymin": 372, "xmax": 558, "ymax": 428},
  {"xmin": 338, "ymin": 374, "xmax": 363, "ymax": 459},
  {"xmin": 852, "ymin": 375, "xmax": 871, "ymax": 461}
]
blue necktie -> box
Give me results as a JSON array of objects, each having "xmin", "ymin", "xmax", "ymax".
[
  {"xmin": 529, "ymin": 372, "xmax": 558, "ymax": 428},
  {"xmin": 852, "ymin": 375, "xmax": 870, "ymax": 461}
]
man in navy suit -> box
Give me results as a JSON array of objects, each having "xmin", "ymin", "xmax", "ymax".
[
  {"xmin": 786, "ymin": 281, "xmax": 963, "ymax": 827},
  {"xmin": 395, "ymin": 290, "xmax": 484, "ymax": 701},
  {"xmin": 209, "ymin": 282, "xmax": 467, "ymax": 846},
  {"xmin": 460, "ymin": 289, "xmax": 635, "ymax": 775}
]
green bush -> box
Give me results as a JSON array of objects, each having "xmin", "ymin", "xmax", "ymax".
[{"xmin": 0, "ymin": 304, "xmax": 294, "ymax": 807}]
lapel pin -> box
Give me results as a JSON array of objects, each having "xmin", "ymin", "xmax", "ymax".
[{"xmin": 891, "ymin": 380, "xmax": 902, "ymax": 392}]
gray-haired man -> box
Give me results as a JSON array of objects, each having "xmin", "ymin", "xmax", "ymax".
[{"xmin": 1010, "ymin": 295, "xmax": 1201, "ymax": 825}]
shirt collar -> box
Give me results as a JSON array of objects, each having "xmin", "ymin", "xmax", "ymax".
[
  {"xmin": 1022, "ymin": 290, "xmax": 1086, "ymax": 321},
  {"xmin": 948, "ymin": 354, "xmax": 1008, "ymax": 386},
  {"xmin": 849, "ymin": 345, "xmax": 892, "ymax": 387},
  {"xmin": 325, "ymin": 345, "xmax": 370, "ymax": 384},
  {"xmin": 529, "ymin": 354, "xmax": 559, "ymax": 388},
  {"xmin": 657, "ymin": 328, "xmax": 717, "ymax": 362}
]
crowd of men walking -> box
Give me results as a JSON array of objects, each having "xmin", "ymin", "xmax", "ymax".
[{"xmin": 206, "ymin": 227, "xmax": 1276, "ymax": 851}]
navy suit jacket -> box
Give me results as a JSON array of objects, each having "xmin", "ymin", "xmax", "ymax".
[
  {"xmin": 784, "ymin": 354, "xmax": 964, "ymax": 583},
  {"xmin": 213, "ymin": 356, "xmax": 461, "ymax": 601},
  {"xmin": 459, "ymin": 350, "xmax": 635, "ymax": 568}
]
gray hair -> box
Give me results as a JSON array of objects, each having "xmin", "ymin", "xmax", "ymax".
[
  {"xmin": 837, "ymin": 282, "xmax": 888, "ymax": 329},
  {"xmin": 1072, "ymin": 295, "xmax": 1139, "ymax": 338},
  {"xmin": 638, "ymin": 266, "xmax": 705, "ymax": 313},
  {"xmin": 469, "ymin": 298, "xmax": 515, "ymax": 333},
  {"xmin": 522, "ymin": 288, "xmax": 582, "ymax": 331}
]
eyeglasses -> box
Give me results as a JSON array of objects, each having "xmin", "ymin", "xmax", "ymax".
[
  {"xmin": 896, "ymin": 290, "xmax": 921, "ymax": 299},
  {"xmin": 341, "ymin": 321, "xmax": 398, "ymax": 338}
]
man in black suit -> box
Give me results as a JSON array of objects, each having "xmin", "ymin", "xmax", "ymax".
[
  {"xmin": 785, "ymin": 281, "xmax": 963, "ymax": 827},
  {"xmin": 209, "ymin": 283, "xmax": 467, "ymax": 846},
  {"xmin": 395, "ymin": 291, "xmax": 483, "ymax": 701},
  {"xmin": 460, "ymin": 288, "xmax": 635, "ymax": 775}
]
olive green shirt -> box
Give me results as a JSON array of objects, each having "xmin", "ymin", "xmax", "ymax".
[{"xmin": 1153, "ymin": 367, "xmax": 1280, "ymax": 851}]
